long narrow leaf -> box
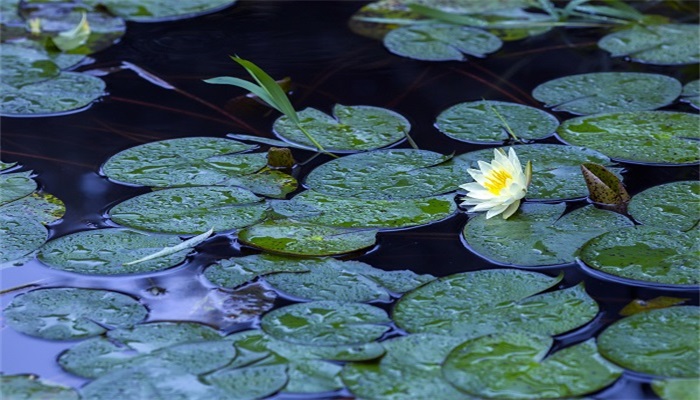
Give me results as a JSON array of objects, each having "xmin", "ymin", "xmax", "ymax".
[
  {"xmin": 123, "ymin": 228, "xmax": 213, "ymax": 266},
  {"xmin": 204, "ymin": 76, "xmax": 282, "ymax": 113}
]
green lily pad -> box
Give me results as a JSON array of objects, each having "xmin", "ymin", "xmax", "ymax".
[
  {"xmin": 455, "ymin": 144, "xmax": 617, "ymax": 201},
  {"xmin": 628, "ymin": 181, "xmax": 700, "ymax": 231},
  {"xmin": 38, "ymin": 228, "xmax": 193, "ymax": 275},
  {"xmin": 305, "ymin": 149, "xmax": 462, "ymax": 200},
  {"xmin": 82, "ymin": 0, "xmax": 237, "ymax": 22},
  {"xmin": 1, "ymin": 374, "xmax": 79, "ymax": 400},
  {"xmin": 598, "ymin": 24, "xmax": 700, "ymax": 65},
  {"xmin": 0, "ymin": 43, "xmax": 59, "ymax": 88},
  {"xmin": 384, "ymin": 23, "xmax": 502, "ymax": 61},
  {"xmin": 557, "ymin": 111, "xmax": 700, "ymax": 165},
  {"xmin": 0, "ymin": 71, "xmax": 106, "ymax": 116},
  {"xmin": 238, "ymin": 219, "xmax": 377, "ymax": 256},
  {"xmin": 0, "ymin": 171, "xmax": 36, "ymax": 205},
  {"xmin": 598, "ymin": 306, "xmax": 700, "ymax": 377},
  {"xmin": 463, "ymin": 203, "xmax": 633, "ymax": 267},
  {"xmin": 681, "ymin": 80, "xmax": 700, "ymax": 109},
  {"xmin": 284, "ymin": 359, "xmax": 343, "ymax": 393},
  {"xmin": 435, "ymin": 100, "xmax": 558, "ymax": 144},
  {"xmin": 0, "ymin": 213, "xmax": 47, "ymax": 264},
  {"xmin": 443, "ymin": 332, "xmax": 622, "ymax": 399},
  {"xmin": 226, "ymin": 168, "xmax": 298, "ymax": 199},
  {"xmin": 272, "ymin": 191, "xmax": 456, "ymax": 229},
  {"xmin": 204, "ymin": 364, "xmax": 287, "ymax": 400},
  {"xmin": 109, "ymin": 186, "xmax": 268, "ymax": 235},
  {"xmin": 204, "ymin": 254, "xmax": 310, "ymax": 289},
  {"xmin": 261, "ymin": 301, "xmax": 390, "ymax": 346},
  {"xmin": 393, "ymin": 269, "xmax": 598, "ymax": 337},
  {"xmin": 579, "ymin": 226, "xmax": 699, "ymax": 286},
  {"xmin": 3, "ymin": 287, "xmax": 147, "ymax": 340},
  {"xmin": 341, "ymin": 334, "xmax": 475, "ymax": 400},
  {"xmin": 652, "ymin": 378, "xmax": 700, "ymax": 400},
  {"xmin": 0, "ymin": 191, "xmax": 66, "ymax": 224},
  {"xmin": 532, "ymin": 72, "xmax": 682, "ymax": 115},
  {"xmin": 273, "ymin": 104, "xmax": 409, "ymax": 152}
]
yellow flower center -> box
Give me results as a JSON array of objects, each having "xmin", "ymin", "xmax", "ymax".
[{"xmin": 484, "ymin": 168, "xmax": 512, "ymax": 195}]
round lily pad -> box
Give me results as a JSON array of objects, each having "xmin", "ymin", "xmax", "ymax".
[
  {"xmin": 454, "ymin": 144, "xmax": 616, "ymax": 200},
  {"xmin": 82, "ymin": 0, "xmax": 237, "ymax": 22},
  {"xmin": 0, "ymin": 72, "xmax": 106, "ymax": 116},
  {"xmin": 38, "ymin": 228, "xmax": 193, "ymax": 275},
  {"xmin": 0, "ymin": 191, "xmax": 66, "ymax": 224},
  {"xmin": 0, "ymin": 213, "xmax": 47, "ymax": 264},
  {"xmin": 341, "ymin": 334, "xmax": 474, "ymax": 400},
  {"xmin": 261, "ymin": 301, "xmax": 390, "ymax": 346},
  {"xmin": 109, "ymin": 186, "xmax": 268, "ymax": 235},
  {"xmin": 0, "ymin": 171, "xmax": 36, "ymax": 205},
  {"xmin": 226, "ymin": 168, "xmax": 298, "ymax": 199},
  {"xmin": 3, "ymin": 287, "xmax": 147, "ymax": 340},
  {"xmin": 238, "ymin": 219, "xmax": 377, "ymax": 256},
  {"xmin": 580, "ymin": 226, "xmax": 699, "ymax": 286},
  {"xmin": 557, "ymin": 111, "xmax": 700, "ymax": 165},
  {"xmin": 598, "ymin": 24, "xmax": 699, "ymax": 65},
  {"xmin": 273, "ymin": 104, "xmax": 409, "ymax": 152},
  {"xmin": 0, "ymin": 43, "xmax": 59, "ymax": 88},
  {"xmin": 443, "ymin": 332, "xmax": 622, "ymax": 399},
  {"xmin": 384, "ymin": 23, "xmax": 502, "ymax": 61},
  {"xmin": 652, "ymin": 378, "xmax": 700, "ymax": 400},
  {"xmin": 393, "ymin": 269, "xmax": 599, "ymax": 338},
  {"xmin": 463, "ymin": 203, "xmax": 633, "ymax": 267},
  {"xmin": 532, "ymin": 72, "xmax": 682, "ymax": 115},
  {"xmin": 1, "ymin": 374, "xmax": 79, "ymax": 400},
  {"xmin": 305, "ymin": 149, "xmax": 462, "ymax": 200},
  {"xmin": 681, "ymin": 80, "xmax": 699, "ymax": 109},
  {"xmin": 435, "ymin": 100, "xmax": 558, "ymax": 144},
  {"xmin": 204, "ymin": 364, "xmax": 287, "ymax": 400},
  {"xmin": 598, "ymin": 306, "xmax": 700, "ymax": 377},
  {"xmin": 628, "ymin": 181, "xmax": 700, "ymax": 231}
]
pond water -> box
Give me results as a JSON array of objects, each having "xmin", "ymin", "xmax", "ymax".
[{"xmin": 1, "ymin": 1, "xmax": 698, "ymax": 399}]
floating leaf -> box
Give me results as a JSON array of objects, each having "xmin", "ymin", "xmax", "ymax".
[
  {"xmin": 455, "ymin": 144, "xmax": 617, "ymax": 201},
  {"xmin": 652, "ymin": 378, "xmax": 700, "ymax": 400},
  {"xmin": 0, "ymin": 43, "xmax": 59, "ymax": 88},
  {"xmin": 443, "ymin": 332, "xmax": 622, "ymax": 399},
  {"xmin": 261, "ymin": 301, "xmax": 390, "ymax": 346},
  {"xmin": 1, "ymin": 374, "xmax": 79, "ymax": 400},
  {"xmin": 581, "ymin": 162, "xmax": 629, "ymax": 213},
  {"xmin": 204, "ymin": 254, "xmax": 310, "ymax": 289},
  {"xmin": 273, "ymin": 105, "xmax": 409, "ymax": 152},
  {"xmin": 238, "ymin": 219, "xmax": 377, "ymax": 256},
  {"xmin": 267, "ymin": 147, "xmax": 295, "ymax": 168},
  {"xmin": 225, "ymin": 168, "xmax": 298, "ymax": 199},
  {"xmin": 598, "ymin": 24, "xmax": 700, "ymax": 65},
  {"xmin": 463, "ymin": 203, "xmax": 632, "ymax": 267},
  {"xmin": 124, "ymin": 228, "xmax": 213, "ymax": 266},
  {"xmin": 0, "ymin": 213, "xmax": 47, "ymax": 264},
  {"xmin": 393, "ymin": 269, "xmax": 598, "ymax": 337},
  {"xmin": 0, "ymin": 72, "xmax": 106, "ymax": 116},
  {"xmin": 38, "ymin": 228, "xmax": 192, "ymax": 275},
  {"xmin": 82, "ymin": 0, "xmax": 237, "ymax": 22},
  {"xmin": 305, "ymin": 149, "xmax": 462, "ymax": 200},
  {"xmin": 579, "ymin": 226, "xmax": 699, "ymax": 286},
  {"xmin": 620, "ymin": 297, "xmax": 689, "ymax": 317},
  {"xmin": 435, "ymin": 100, "xmax": 558, "ymax": 144},
  {"xmin": 4, "ymin": 287, "xmax": 147, "ymax": 340},
  {"xmin": 681, "ymin": 80, "xmax": 700, "ymax": 109},
  {"xmin": 532, "ymin": 72, "xmax": 682, "ymax": 115},
  {"xmin": 557, "ymin": 111, "xmax": 700, "ymax": 165},
  {"xmin": 341, "ymin": 334, "xmax": 474, "ymax": 400},
  {"xmin": 598, "ymin": 306, "xmax": 700, "ymax": 377},
  {"xmin": 384, "ymin": 23, "xmax": 502, "ymax": 61},
  {"xmin": 109, "ymin": 186, "xmax": 268, "ymax": 235},
  {"xmin": 0, "ymin": 191, "xmax": 65, "ymax": 224},
  {"xmin": 628, "ymin": 181, "xmax": 700, "ymax": 231},
  {"xmin": 0, "ymin": 171, "xmax": 36, "ymax": 205},
  {"xmin": 204, "ymin": 364, "xmax": 288, "ymax": 400},
  {"xmin": 272, "ymin": 191, "xmax": 456, "ymax": 229},
  {"xmin": 284, "ymin": 359, "xmax": 343, "ymax": 393}
]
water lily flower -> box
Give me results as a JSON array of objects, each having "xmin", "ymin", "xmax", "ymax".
[{"xmin": 459, "ymin": 148, "xmax": 532, "ymax": 219}]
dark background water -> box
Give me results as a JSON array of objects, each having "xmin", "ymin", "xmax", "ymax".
[{"xmin": 1, "ymin": 1, "xmax": 698, "ymax": 398}]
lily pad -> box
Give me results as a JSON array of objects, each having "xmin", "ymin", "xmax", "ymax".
[
  {"xmin": 0, "ymin": 191, "xmax": 66, "ymax": 224},
  {"xmin": 652, "ymin": 378, "xmax": 700, "ymax": 400},
  {"xmin": 598, "ymin": 24, "xmax": 700, "ymax": 65},
  {"xmin": 305, "ymin": 149, "xmax": 463, "ymax": 200},
  {"xmin": 261, "ymin": 301, "xmax": 390, "ymax": 346},
  {"xmin": 455, "ymin": 144, "xmax": 617, "ymax": 200},
  {"xmin": 204, "ymin": 364, "xmax": 288, "ymax": 400},
  {"xmin": 579, "ymin": 226, "xmax": 699, "ymax": 286},
  {"xmin": 393, "ymin": 269, "xmax": 599, "ymax": 337},
  {"xmin": 3, "ymin": 287, "xmax": 147, "ymax": 340},
  {"xmin": 238, "ymin": 219, "xmax": 377, "ymax": 256},
  {"xmin": 272, "ymin": 191, "xmax": 456, "ymax": 229},
  {"xmin": 341, "ymin": 334, "xmax": 474, "ymax": 400},
  {"xmin": 443, "ymin": 332, "xmax": 622, "ymax": 399},
  {"xmin": 0, "ymin": 213, "xmax": 47, "ymax": 264},
  {"xmin": 226, "ymin": 168, "xmax": 298, "ymax": 199},
  {"xmin": 598, "ymin": 306, "xmax": 700, "ymax": 377},
  {"xmin": 532, "ymin": 72, "xmax": 682, "ymax": 115},
  {"xmin": 273, "ymin": 104, "xmax": 409, "ymax": 152},
  {"xmin": 384, "ymin": 23, "xmax": 502, "ymax": 61},
  {"xmin": 1, "ymin": 374, "xmax": 79, "ymax": 400},
  {"xmin": 435, "ymin": 100, "xmax": 558, "ymax": 144},
  {"xmin": 38, "ymin": 228, "xmax": 193, "ymax": 275},
  {"xmin": 628, "ymin": 181, "xmax": 700, "ymax": 231},
  {"xmin": 556, "ymin": 111, "xmax": 700, "ymax": 165},
  {"xmin": 0, "ymin": 171, "xmax": 36, "ymax": 205},
  {"xmin": 82, "ymin": 0, "xmax": 237, "ymax": 22},
  {"xmin": 109, "ymin": 186, "xmax": 268, "ymax": 235},
  {"xmin": 681, "ymin": 80, "xmax": 700, "ymax": 109},
  {"xmin": 0, "ymin": 72, "xmax": 106, "ymax": 116},
  {"xmin": 0, "ymin": 43, "xmax": 59, "ymax": 88},
  {"xmin": 463, "ymin": 203, "xmax": 633, "ymax": 267}
]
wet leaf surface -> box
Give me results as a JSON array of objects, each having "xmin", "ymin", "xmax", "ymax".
[
  {"xmin": 384, "ymin": 23, "xmax": 502, "ymax": 61},
  {"xmin": 652, "ymin": 378, "xmax": 700, "ymax": 400},
  {"xmin": 82, "ymin": 0, "xmax": 238, "ymax": 22},
  {"xmin": 0, "ymin": 171, "xmax": 36, "ymax": 205},
  {"xmin": 628, "ymin": 181, "xmax": 700, "ymax": 231},
  {"xmin": 681, "ymin": 79, "xmax": 700, "ymax": 109},
  {"xmin": 0, "ymin": 191, "xmax": 65, "ymax": 224},
  {"xmin": 598, "ymin": 24, "xmax": 700, "ymax": 65},
  {"xmin": 1, "ymin": 374, "xmax": 79, "ymax": 400},
  {"xmin": 0, "ymin": 43, "xmax": 60, "ymax": 88},
  {"xmin": 0, "ymin": 213, "xmax": 47, "ymax": 264}
]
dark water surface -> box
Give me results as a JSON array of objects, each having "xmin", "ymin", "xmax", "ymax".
[{"xmin": 1, "ymin": 1, "xmax": 698, "ymax": 398}]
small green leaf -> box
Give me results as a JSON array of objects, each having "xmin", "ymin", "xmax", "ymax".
[
  {"xmin": 267, "ymin": 147, "xmax": 295, "ymax": 168},
  {"xmin": 652, "ymin": 378, "xmax": 700, "ymax": 400}
]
